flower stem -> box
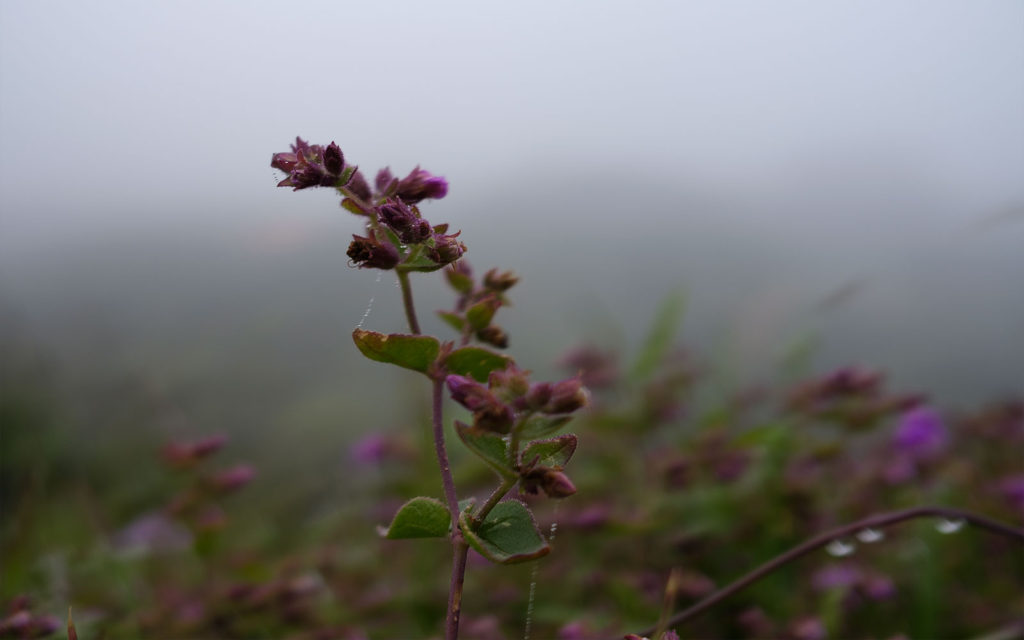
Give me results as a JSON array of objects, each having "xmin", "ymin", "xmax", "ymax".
[
  {"xmin": 626, "ymin": 506, "xmax": 1024, "ymax": 638},
  {"xmin": 472, "ymin": 476, "xmax": 518, "ymax": 526},
  {"xmin": 446, "ymin": 540, "xmax": 469, "ymax": 640},
  {"xmin": 432, "ymin": 378, "xmax": 467, "ymax": 640},
  {"xmin": 397, "ymin": 270, "xmax": 421, "ymax": 335}
]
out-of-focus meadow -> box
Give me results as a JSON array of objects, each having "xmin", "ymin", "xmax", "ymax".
[{"xmin": 2, "ymin": 2, "xmax": 1023, "ymax": 638}]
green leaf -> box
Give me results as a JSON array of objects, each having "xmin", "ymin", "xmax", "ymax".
[
  {"xmin": 520, "ymin": 434, "xmax": 577, "ymax": 469},
  {"xmin": 352, "ymin": 329, "xmax": 440, "ymax": 374},
  {"xmin": 517, "ymin": 414, "xmax": 573, "ymax": 439},
  {"xmin": 455, "ymin": 421, "xmax": 514, "ymax": 479},
  {"xmin": 380, "ymin": 497, "xmax": 450, "ymax": 539},
  {"xmin": 444, "ymin": 346, "xmax": 512, "ymax": 382},
  {"xmin": 445, "ymin": 267, "xmax": 474, "ymax": 294},
  {"xmin": 438, "ymin": 311, "xmax": 466, "ymax": 332},
  {"xmin": 459, "ymin": 500, "xmax": 550, "ymax": 564},
  {"xmin": 341, "ymin": 198, "xmax": 370, "ymax": 215},
  {"xmin": 398, "ymin": 253, "xmax": 446, "ymax": 273},
  {"xmin": 630, "ymin": 290, "xmax": 685, "ymax": 382},
  {"xmin": 465, "ymin": 297, "xmax": 498, "ymax": 331}
]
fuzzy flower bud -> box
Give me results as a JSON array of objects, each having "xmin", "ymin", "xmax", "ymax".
[
  {"xmin": 429, "ymin": 233, "xmax": 466, "ymax": 265},
  {"xmin": 396, "ymin": 167, "xmax": 449, "ymax": 203},
  {"xmin": 347, "ymin": 232, "xmax": 400, "ymax": 270},
  {"xmin": 521, "ymin": 467, "xmax": 577, "ymax": 498},
  {"xmin": 476, "ymin": 325, "xmax": 508, "ymax": 349},
  {"xmin": 378, "ymin": 200, "xmax": 432, "ymax": 244},
  {"xmin": 543, "ymin": 377, "xmax": 588, "ymax": 414},
  {"xmin": 483, "ymin": 268, "xmax": 519, "ymax": 292},
  {"xmin": 209, "ymin": 464, "xmax": 256, "ymax": 493},
  {"xmin": 322, "ymin": 142, "xmax": 344, "ymax": 176}
]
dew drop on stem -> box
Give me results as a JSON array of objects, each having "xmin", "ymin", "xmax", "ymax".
[
  {"xmin": 935, "ymin": 518, "xmax": 966, "ymax": 534},
  {"xmin": 856, "ymin": 528, "xmax": 884, "ymax": 543}
]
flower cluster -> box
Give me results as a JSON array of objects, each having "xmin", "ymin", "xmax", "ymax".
[
  {"xmin": 447, "ymin": 365, "xmax": 587, "ymax": 499},
  {"xmin": 271, "ymin": 137, "xmax": 461, "ymax": 272}
]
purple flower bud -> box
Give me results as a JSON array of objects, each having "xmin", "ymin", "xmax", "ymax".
[
  {"xmin": 375, "ymin": 167, "xmax": 396, "ymax": 195},
  {"xmin": 446, "ymin": 375, "xmax": 491, "ymax": 411},
  {"xmin": 893, "ymin": 406, "xmax": 947, "ymax": 459},
  {"xmin": 162, "ymin": 434, "xmax": 228, "ymax": 467},
  {"xmin": 429, "ymin": 233, "xmax": 466, "ymax": 265},
  {"xmin": 347, "ymin": 233, "xmax": 400, "ymax": 270},
  {"xmin": 543, "ymin": 377, "xmax": 588, "ymax": 414},
  {"xmin": 489, "ymin": 366, "xmax": 530, "ymax": 397},
  {"xmin": 210, "ymin": 464, "xmax": 256, "ymax": 493},
  {"xmin": 378, "ymin": 199, "xmax": 431, "ymax": 244},
  {"xmin": 270, "ymin": 152, "xmax": 299, "ymax": 173},
  {"xmin": 473, "ymin": 403, "xmax": 514, "ymax": 434},
  {"xmin": 525, "ymin": 382, "xmax": 553, "ymax": 410},
  {"xmin": 521, "ymin": 467, "xmax": 577, "ymax": 498},
  {"xmin": 396, "ymin": 167, "xmax": 449, "ymax": 203},
  {"xmin": 323, "ymin": 142, "xmax": 344, "ymax": 176},
  {"xmin": 347, "ymin": 169, "xmax": 373, "ymax": 201}
]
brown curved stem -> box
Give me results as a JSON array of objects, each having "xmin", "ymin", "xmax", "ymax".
[{"xmin": 627, "ymin": 506, "xmax": 1024, "ymax": 638}]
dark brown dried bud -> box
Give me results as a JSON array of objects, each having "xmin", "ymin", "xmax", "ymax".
[
  {"xmin": 483, "ymin": 268, "xmax": 519, "ymax": 292},
  {"xmin": 476, "ymin": 325, "xmax": 508, "ymax": 349},
  {"xmin": 347, "ymin": 233, "xmax": 399, "ymax": 270}
]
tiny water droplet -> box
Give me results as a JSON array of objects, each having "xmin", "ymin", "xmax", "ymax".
[
  {"xmin": 856, "ymin": 528, "xmax": 884, "ymax": 543},
  {"xmin": 936, "ymin": 518, "xmax": 966, "ymax": 534},
  {"xmin": 826, "ymin": 539, "xmax": 856, "ymax": 557}
]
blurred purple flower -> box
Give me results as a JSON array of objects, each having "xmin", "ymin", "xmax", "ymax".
[
  {"xmin": 997, "ymin": 474, "xmax": 1024, "ymax": 513},
  {"xmin": 349, "ymin": 433, "xmax": 411, "ymax": 466},
  {"xmin": 893, "ymin": 406, "xmax": 947, "ymax": 459},
  {"xmin": 210, "ymin": 464, "xmax": 256, "ymax": 493},
  {"xmin": 112, "ymin": 511, "xmax": 192, "ymax": 553},
  {"xmin": 812, "ymin": 564, "xmax": 861, "ymax": 591}
]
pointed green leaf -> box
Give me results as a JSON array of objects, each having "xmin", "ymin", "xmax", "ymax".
[
  {"xmin": 445, "ymin": 267, "xmax": 474, "ymax": 294},
  {"xmin": 455, "ymin": 421, "xmax": 514, "ymax": 479},
  {"xmin": 465, "ymin": 297, "xmax": 498, "ymax": 331},
  {"xmin": 520, "ymin": 434, "xmax": 577, "ymax": 469},
  {"xmin": 380, "ymin": 497, "xmax": 450, "ymax": 539},
  {"xmin": 438, "ymin": 311, "xmax": 467, "ymax": 333},
  {"xmin": 398, "ymin": 253, "xmax": 446, "ymax": 273},
  {"xmin": 459, "ymin": 500, "xmax": 550, "ymax": 564},
  {"xmin": 352, "ymin": 329, "xmax": 440, "ymax": 374},
  {"xmin": 630, "ymin": 290, "xmax": 685, "ymax": 382},
  {"xmin": 517, "ymin": 414, "xmax": 573, "ymax": 439},
  {"xmin": 444, "ymin": 346, "xmax": 512, "ymax": 382}
]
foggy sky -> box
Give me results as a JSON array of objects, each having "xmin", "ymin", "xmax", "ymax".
[{"xmin": 1, "ymin": 0, "xmax": 1022, "ymax": 255}]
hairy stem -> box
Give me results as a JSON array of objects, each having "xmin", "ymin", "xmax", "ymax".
[
  {"xmin": 629, "ymin": 506, "xmax": 1024, "ymax": 638},
  {"xmin": 447, "ymin": 540, "xmax": 470, "ymax": 640},
  {"xmin": 397, "ymin": 270, "xmax": 421, "ymax": 335},
  {"xmin": 432, "ymin": 378, "xmax": 466, "ymax": 640},
  {"xmin": 432, "ymin": 380, "xmax": 460, "ymax": 524}
]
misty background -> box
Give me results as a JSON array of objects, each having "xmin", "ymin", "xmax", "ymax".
[{"xmin": 1, "ymin": 1, "xmax": 1022, "ymax": 475}]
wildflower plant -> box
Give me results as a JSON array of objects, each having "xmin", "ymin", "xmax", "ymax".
[{"xmin": 271, "ymin": 138, "xmax": 587, "ymax": 639}]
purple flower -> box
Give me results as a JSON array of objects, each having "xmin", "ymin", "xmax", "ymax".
[
  {"xmin": 395, "ymin": 166, "xmax": 449, "ymax": 203},
  {"xmin": 893, "ymin": 406, "xmax": 948, "ymax": 459}
]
